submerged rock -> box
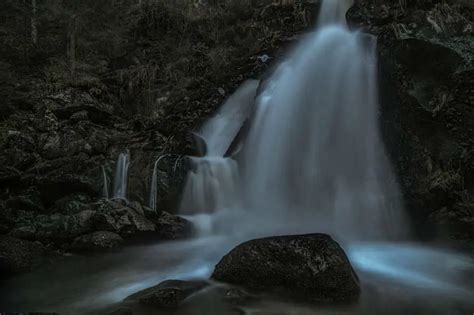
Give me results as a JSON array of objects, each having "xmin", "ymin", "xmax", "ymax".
[
  {"xmin": 125, "ymin": 279, "xmax": 210, "ymax": 309},
  {"xmin": 108, "ymin": 307, "xmax": 133, "ymax": 315},
  {"xmin": 212, "ymin": 234, "xmax": 360, "ymax": 303},
  {"xmin": 71, "ymin": 231, "xmax": 123, "ymax": 252}
]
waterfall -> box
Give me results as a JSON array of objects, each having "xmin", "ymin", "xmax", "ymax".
[
  {"xmin": 199, "ymin": 80, "xmax": 260, "ymax": 157},
  {"xmin": 317, "ymin": 0, "xmax": 353, "ymax": 26},
  {"xmin": 101, "ymin": 166, "xmax": 109, "ymax": 199},
  {"xmin": 238, "ymin": 0, "xmax": 407, "ymax": 241},
  {"xmin": 180, "ymin": 157, "xmax": 239, "ymax": 214},
  {"xmin": 148, "ymin": 154, "xmax": 171, "ymax": 213},
  {"xmin": 149, "ymin": 159, "xmax": 160, "ymax": 213},
  {"xmin": 113, "ymin": 150, "xmax": 130, "ymax": 200},
  {"xmin": 179, "ymin": 0, "xmax": 407, "ymax": 241},
  {"xmin": 179, "ymin": 80, "xmax": 259, "ymax": 218}
]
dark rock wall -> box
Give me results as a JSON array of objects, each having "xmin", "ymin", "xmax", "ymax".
[
  {"xmin": 348, "ymin": 0, "xmax": 474, "ymax": 240},
  {"xmin": 0, "ymin": 1, "xmax": 319, "ymax": 242}
]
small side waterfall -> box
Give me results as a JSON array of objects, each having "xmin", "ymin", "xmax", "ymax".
[
  {"xmin": 148, "ymin": 154, "xmax": 170, "ymax": 213},
  {"xmin": 179, "ymin": 80, "xmax": 259, "ymax": 217},
  {"xmin": 148, "ymin": 159, "xmax": 160, "ymax": 213},
  {"xmin": 113, "ymin": 150, "xmax": 130, "ymax": 200},
  {"xmin": 199, "ymin": 80, "xmax": 260, "ymax": 156},
  {"xmin": 180, "ymin": 157, "xmax": 239, "ymax": 214},
  {"xmin": 101, "ymin": 166, "xmax": 109, "ymax": 199}
]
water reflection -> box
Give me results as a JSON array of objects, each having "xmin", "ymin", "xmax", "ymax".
[{"xmin": 0, "ymin": 238, "xmax": 472, "ymax": 315}]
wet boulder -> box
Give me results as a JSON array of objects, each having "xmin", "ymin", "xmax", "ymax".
[
  {"xmin": 9, "ymin": 210, "xmax": 96, "ymax": 244},
  {"xmin": 212, "ymin": 234, "xmax": 360, "ymax": 303},
  {"xmin": 125, "ymin": 279, "xmax": 210, "ymax": 309},
  {"xmin": 92, "ymin": 199, "xmax": 194, "ymax": 241},
  {"xmin": 92, "ymin": 200, "xmax": 157, "ymax": 239},
  {"xmin": 153, "ymin": 211, "xmax": 194, "ymax": 240},
  {"xmin": 71, "ymin": 231, "xmax": 123, "ymax": 252}
]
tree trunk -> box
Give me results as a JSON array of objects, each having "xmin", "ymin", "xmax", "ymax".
[
  {"xmin": 68, "ymin": 15, "xmax": 77, "ymax": 78},
  {"xmin": 31, "ymin": 0, "xmax": 38, "ymax": 45}
]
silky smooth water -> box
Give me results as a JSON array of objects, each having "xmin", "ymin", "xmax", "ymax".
[
  {"xmin": 1, "ymin": 1, "xmax": 472, "ymax": 314},
  {"xmin": 180, "ymin": 157, "xmax": 240, "ymax": 215},
  {"xmin": 198, "ymin": 80, "xmax": 259, "ymax": 157},
  {"xmin": 180, "ymin": 80, "xmax": 258, "ymax": 215},
  {"xmin": 238, "ymin": 10, "xmax": 405, "ymax": 240},
  {"xmin": 0, "ymin": 238, "xmax": 472, "ymax": 315},
  {"xmin": 179, "ymin": 0, "xmax": 406, "ymax": 242},
  {"xmin": 113, "ymin": 150, "xmax": 130, "ymax": 200}
]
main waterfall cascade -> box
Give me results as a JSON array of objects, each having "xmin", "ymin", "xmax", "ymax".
[{"xmin": 180, "ymin": 0, "xmax": 407, "ymax": 241}]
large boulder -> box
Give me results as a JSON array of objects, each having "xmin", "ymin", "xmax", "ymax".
[{"xmin": 212, "ymin": 234, "xmax": 360, "ymax": 303}]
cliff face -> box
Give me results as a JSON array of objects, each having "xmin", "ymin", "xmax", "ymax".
[
  {"xmin": 348, "ymin": 0, "xmax": 474, "ymax": 240},
  {"xmin": 0, "ymin": 0, "xmax": 473, "ymax": 251},
  {"xmin": 0, "ymin": 1, "xmax": 318, "ymax": 244}
]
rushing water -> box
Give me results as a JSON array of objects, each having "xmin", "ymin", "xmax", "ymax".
[
  {"xmin": 0, "ymin": 238, "xmax": 472, "ymax": 315},
  {"xmin": 180, "ymin": 0, "xmax": 406, "ymax": 242},
  {"xmin": 113, "ymin": 150, "xmax": 130, "ymax": 200},
  {"xmin": 1, "ymin": 1, "xmax": 473, "ymax": 314},
  {"xmin": 239, "ymin": 23, "xmax": 406, "ymax": 241},
  {"xmin": 179, "ymin": 80, "xmax": 258, "ymax": 215}
]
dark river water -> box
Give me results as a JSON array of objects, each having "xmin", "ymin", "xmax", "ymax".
[{"xmin": 0, "ymin": 236, "xmax": 473, "ymax": 315}]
